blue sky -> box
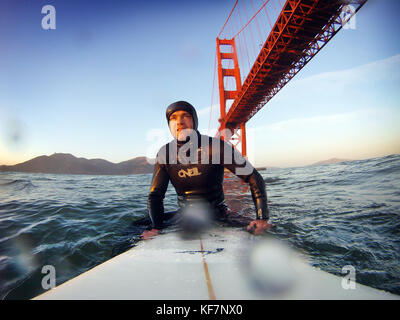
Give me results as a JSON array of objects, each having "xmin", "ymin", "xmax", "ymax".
[{"xmin": 1, "ymin": 0, "xmax": 399, "ymax": 167}]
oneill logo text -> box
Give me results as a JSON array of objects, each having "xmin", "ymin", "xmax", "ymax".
[{"xmin": 178, "ymin": 167, "xmax": 201, "ymax": 178}]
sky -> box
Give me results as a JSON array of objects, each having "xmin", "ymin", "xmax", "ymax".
[{"xmin": 0, "ymin": 0, "xmax": 399, "ymax": 168}]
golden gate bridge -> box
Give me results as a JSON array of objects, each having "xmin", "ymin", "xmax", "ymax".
[{"xmin": 209, "ymin": 0, "xmax": 367, "ymax": 157}]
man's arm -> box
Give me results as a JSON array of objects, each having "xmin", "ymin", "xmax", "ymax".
[
  {"xmin": 246, "ymin": 169, "xmax": 269, "ymax": 220},
  {"xmin": 147, "ymin": 156, "xmax": 170, "ymax": 230},
  {"xmin": 221, "ymin": 140, "xmax": 272, "ymax": 233}
]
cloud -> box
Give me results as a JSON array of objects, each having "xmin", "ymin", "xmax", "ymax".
[
  {"xmin": 288, "ymin": 54, "xmax": 400, "ymax": 93},
  {"xmin": 257, "ymin": 109, "xmax": 375, "ymax": 133},
  {"xmin": 248, "ymin": 106, "xmax": 400, "ymax": 167},
  {"xmin": 197, "ymin": 105, "xmax": 212, "ymax": 116}
]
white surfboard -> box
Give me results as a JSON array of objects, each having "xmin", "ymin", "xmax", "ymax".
[{"xmin": 33, "ymin": 227, "xmax": 399, "ymax": 300}]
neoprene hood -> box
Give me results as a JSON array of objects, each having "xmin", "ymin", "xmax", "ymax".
[{"xmin": 166, "ymin": 101, "xmax": 198, "ymax": 130}]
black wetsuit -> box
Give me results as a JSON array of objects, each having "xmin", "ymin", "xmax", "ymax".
[{"xmin": 148, "ymin": 130, "xmax": 269, "ymax": 229}]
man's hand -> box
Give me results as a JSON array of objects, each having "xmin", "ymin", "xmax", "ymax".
[
  {"xmin": 141, "ymin": 228, "xmax": 159, "ymax": 240},
  {"xmin": 247, "ymin": 219, "xmax": 274, "ymax": 235}
]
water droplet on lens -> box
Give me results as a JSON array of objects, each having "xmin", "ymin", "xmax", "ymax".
[{"xmin": 246, "ymin": 239, "xmax": 299, "ymax": 296}]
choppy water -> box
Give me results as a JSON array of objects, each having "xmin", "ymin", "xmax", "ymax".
[{"xmin": 0, "ymin": 154, "xmax": 399, "ymax": 299}]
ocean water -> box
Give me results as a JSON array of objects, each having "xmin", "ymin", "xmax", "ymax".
[{"xmin": 0, "ymin": 154, "xmax": 399, "ymax": 299}]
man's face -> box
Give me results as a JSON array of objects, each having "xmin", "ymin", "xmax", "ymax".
[{"xmin": 168, "ymin": 110, "xmax": 194, "ymax": 140}]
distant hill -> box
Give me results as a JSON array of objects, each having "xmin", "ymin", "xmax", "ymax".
[
  {"xmin": 0, "ymin": 153, "xmax": 154, "ymax": 175},
  {"xmin": 311, "ymin": 158, "xmax": 352, "ymax": 166}
]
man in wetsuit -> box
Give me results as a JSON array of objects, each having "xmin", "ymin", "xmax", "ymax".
[{"xmin": 142, "ymin": 101, "xmax": 273, "ymax": 239}]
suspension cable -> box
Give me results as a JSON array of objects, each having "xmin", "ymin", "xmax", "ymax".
[
  {"xmin": 218, "ymin": 0, "xmax": 239, "ymax": 38},
  {"xmin": 233, "ymin": 0, "xmax": 271, "ymax": 38}
]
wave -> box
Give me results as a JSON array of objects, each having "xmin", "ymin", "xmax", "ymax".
[
  {"xmin": 0, "ymin": 179, "xmax": 35, "ymax": 190},
  {"xmin": 372, "ymin": 154, "xmax": 400, "ymax": 166},
  {"xmin": 370, "ymin": 164, "xmax": 400, "ymax": 175},
  {"xmin": 264, "ymin": 176, "xmax": 284, "ymax": 184}
]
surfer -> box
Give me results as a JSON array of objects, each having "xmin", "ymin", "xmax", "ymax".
[{"xmin": 142, "ymin": 101, "xmax": 273, "ymax": 239}]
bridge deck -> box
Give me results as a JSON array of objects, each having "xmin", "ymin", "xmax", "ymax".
[{"xmin": 221, "ymin": 0, "xmax": 365, "ymax": 131}]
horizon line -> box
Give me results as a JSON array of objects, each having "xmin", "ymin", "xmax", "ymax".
[{"xmin": 1, "ymin": 151, "xmax": 399, "ymax": 170}]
